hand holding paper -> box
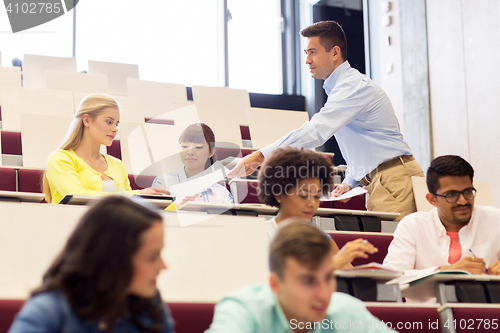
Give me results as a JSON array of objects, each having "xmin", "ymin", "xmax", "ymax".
[{"xmin": 322, "ymin": 186, "xmax": 367, "ymax": 201}]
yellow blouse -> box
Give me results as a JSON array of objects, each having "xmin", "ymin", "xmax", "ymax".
[{"xmin": 46, "ymin": 149, "xmax": 139, "ymax": 204}]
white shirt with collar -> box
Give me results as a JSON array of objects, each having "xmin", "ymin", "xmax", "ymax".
[{"xmin": 383, "ymin": 205, "xmax": 500, "ymax": 274}]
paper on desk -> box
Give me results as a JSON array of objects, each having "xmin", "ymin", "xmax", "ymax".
[
  {"xmin": 168, "ymin": 161, "xmax": 230, "ymax": 201},
  {"xmin": 322, "ymin": 186, "xmax": 367, "ymax": 201}
]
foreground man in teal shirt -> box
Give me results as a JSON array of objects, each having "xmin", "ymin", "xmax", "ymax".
[{"xmin": 205, "ymin": 221, "xmax": 395, "ymax": 332}]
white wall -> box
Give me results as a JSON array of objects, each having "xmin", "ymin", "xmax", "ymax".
[{"xmin": 426, "ymin": 0, "xmax": 500, "ymax": 207}]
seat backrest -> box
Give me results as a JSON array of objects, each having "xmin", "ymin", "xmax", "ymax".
[
  {"xmin": 127, "ymin": 78, "xmax": 187, "ymax": 119},
  {"xmin": 172, "ymin": 102, "xmax": 243, "ymax": 148},
  {"xmin": 412, "ymin": 176, "xmax": 494, "ymax": 212},
  {"xmin": 192, "ymin": 85, "xmax": 251, "ymax": 126},
  {"xmin": 0, "ymin": 299, "xmax": 25, "ymax": 333},
  {"xmin": 23, "ymin": 54, "xmax": 77, "ymax": 89},
  {"xmin": 0, "ymin": 87, "xmax": 74, "ymax": 131},
  {"xmin": 21, "ymin": 114, "xmax": 72, "ymax": 168},
  {"xmin": 329, "ymin": 232, "xmax": 394, "ymax": 265},
  {"xmin": 247, "ymin": 107, "xmax": 309, "ymax": 149},
  {"xmin": 119, "ymin": 122, "xmax": 183, "ymax": 176},
  {"xmin": 0, "ymin": 167, "xmax": 16, "ymax": 191},
  {"xmin": 0, "ymin": 67, "xmax": 22, "ymax": 88},
  {"xmin": 88, "ymin": 60, "xmax": 139, "ymax": 96},
  {"xmin": 17, "ymin": 168, "xmax": 45, "ymax": 193},
  {"xmin": 46, "ymin": 70, "xmax": 108, "ymax": 94}
]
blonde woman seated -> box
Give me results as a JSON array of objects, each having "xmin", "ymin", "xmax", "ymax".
[
  {"xmin": 43, "ymin": 94, "xmax": 168, "ymax": 204},
  {"xmin": 152, "ymin": 123, "xmax": 233, "ymax": 204},
  {"xmin": 258, "ymin": 147, "xmax": 377, "ymax": 269}
]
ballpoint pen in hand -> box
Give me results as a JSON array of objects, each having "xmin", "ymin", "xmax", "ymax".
[{"xmin": 469, "ymin": 249, "xmax": 488, "ymax": 273}]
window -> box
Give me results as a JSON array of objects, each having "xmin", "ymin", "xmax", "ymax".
[
  {"xmin": 0, "ymin": 6, "xmax": 73, "ymax": 66},
  {"xmin": 227, "ymin": 0, "xmax": 282, "ymax": 94},
  {"xmin": 76, "ymin": 0, "xmax": 220, "ymax": 87}
]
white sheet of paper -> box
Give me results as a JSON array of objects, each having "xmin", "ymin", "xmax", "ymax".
[
  {"xmin": 322, "ymin": 187, "xmax": 367, "ymax": 201},
  {"xmin": 168, "ymin": 161, "xmax": 230, "ymax": 200}
]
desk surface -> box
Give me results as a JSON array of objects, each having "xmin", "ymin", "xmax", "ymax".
[
  {"xmin": 400, "ymin": 274, "xmax": 500, "ymax": 299},
  {"xmin": 0, "ymin": 201, "xmax": 269, "ymax": 302},
  {"xmin": 178, "ymin": 201, "xmax": 400, "ymax": 220},
  {"xmin": 0, "ymin": 190, "xmax": 45, "ymax": 203},
  {"xmin": 59, "ymin": 194, "xmax": 174, "ymax": 209},
  {"xmin": 335, "ymin": 269, "xmax": 402, "ymax": 282}
]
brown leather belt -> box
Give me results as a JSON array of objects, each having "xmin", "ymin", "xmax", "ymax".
[{"xmin": 360, "ymin": 155, "xmax": 415, "ymax": 186}]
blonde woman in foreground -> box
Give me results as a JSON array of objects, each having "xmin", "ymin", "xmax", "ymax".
[{"xmin": 43, "ymin": 94, "xmax": 168, "ymax": 203}]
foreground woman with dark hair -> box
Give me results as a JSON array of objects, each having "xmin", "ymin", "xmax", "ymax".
[{"xmin": 8, "ymin": 196, "xmax": 174, "ymax": 333}]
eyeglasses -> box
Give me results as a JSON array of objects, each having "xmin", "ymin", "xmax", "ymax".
[{"xmin": 433, "ymin": 188, "xmax": 477, "ymax": 203}]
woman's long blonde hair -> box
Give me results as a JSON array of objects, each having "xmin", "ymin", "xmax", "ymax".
[{"xmin": 42, "ymin": 94, "xmax": 120, "ymax": 202}]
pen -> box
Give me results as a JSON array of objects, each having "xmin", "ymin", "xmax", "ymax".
[{"xmin": 469, "ymin": 249, "xmax": 488, "ymax": 273}]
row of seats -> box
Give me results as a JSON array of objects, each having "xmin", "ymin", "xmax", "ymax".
[
  {"xmin": 0, "ymin": 166, "xmax": 156, "ymax": 194},
  {"xmin": 5, "ymin": 298, "xmax": 498, "ymax": 333}
]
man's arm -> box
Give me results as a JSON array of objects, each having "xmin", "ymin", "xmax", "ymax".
[
  {"xmin": 382, "ymin": 218, "xmax": 419, "ymax": 271},
  {"xmin": 439, "ymin": 256, "xmax": 486, "ymax": 274},
  {"xmin": 228, "ymin": 83, "xmax": 367, "ymax": 178},
  {"xmin": 227, "ymin": 151, "xmax": 264, "ymax": 178}
]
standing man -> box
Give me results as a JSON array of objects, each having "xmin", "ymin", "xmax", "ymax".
[{"xmin": 229, "ymin": 21, "xmax": 423, "ymax": 220}]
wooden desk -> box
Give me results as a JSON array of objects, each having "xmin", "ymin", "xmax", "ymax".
[
  {"xmin": 178, "ymin": 201, "xmax": 277, "ymax": 216},
  {"xmin": 59, "ymin": 194, "xmax": 175, "ymax": 210},
  {"xmin": 335, "ymin": 269, "xmax": 402, "ymax": 302},
  {"xmin": 0, "ymin": 202, "xmax": 269, "ymax": 303},
  {"xmin": 0, "ymin": 190, "xmax": 44, "ymax": 203},
  {"xmin": 396, "ymin": 274, "xmax": 500, "ymax": 333}
]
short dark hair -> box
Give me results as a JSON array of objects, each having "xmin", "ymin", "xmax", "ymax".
[
  {"xmin": 257, "ymin": 147, "xmax": 335, "ymax": 208},
  {"xmin": 269, "ymin": 220, "xmax": 332, "ymax": 279},
  {"xmin": 427, "ymin": 155, "xmax": 474, "ymax": 193},
  {"xmin": 33, "ymin": 196, "xmax": 166, "ymax": 332},
  {"xmin": 300, "ymin": 21, "xmax": 347, "ymax": 60}
]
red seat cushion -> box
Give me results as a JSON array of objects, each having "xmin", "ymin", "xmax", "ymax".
[
  {"xmin": 0, "ymin": 167, "xmax": 16, "ymax": 191},
  {"xmin": 329, "ymin": 232, "xmax": 393, "ymax": 265},
  {"xmin": 128, "ymin": 174, "xmax": 157, "ymax": 190},
  {"xmin": 367, "ymin": 305, "xmax": 439, "ymax": 332},
  {"xmin": 0, "ymin": 300, "xmax": 214, "ymax": 333},
  {"xmin": 0, "ymin": 299, "xmax": 24, "ymax": 333},
  {"xmin": 1, "ymin": 131, "xmax": 22, "ymax": 155},
  {"xmin": 17, "ymin": 169, "xmax": 44, "ymax": 193},
  {"xmin": 331, "ymin": 192, "xmax": 366, "ymax": 210},
  {"xmin": 168, "ymin": 302, "xmax": 215, "ymax": 333},
  {"xmin": 240, "ymin": 126, "xmax": 251, "ymax": 140},
  {"xmin": 145, "ymin": 118, "xmax": 175, "ymax": 125},
  {"xmin": 107, "ymin": 140, "xmax": 122, "ymax": 160}
]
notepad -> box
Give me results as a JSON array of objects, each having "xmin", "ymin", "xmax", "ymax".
[{"xmin": 386, "ymin": 269, "xmax": 470, "ymax": 288}]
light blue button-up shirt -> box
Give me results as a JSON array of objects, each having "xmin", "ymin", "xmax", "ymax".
[
  {"xmin": 205, "ymin": 284, "xmax": 395, "ymax": 332},
  {"xmin": 260, "ymin": 61, "xmax": 412, "ymax": 189}
]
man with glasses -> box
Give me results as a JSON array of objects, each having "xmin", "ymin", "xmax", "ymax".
[{"xmin": 383, "ymin": 155, "xmax": 500, "ymax": 275}]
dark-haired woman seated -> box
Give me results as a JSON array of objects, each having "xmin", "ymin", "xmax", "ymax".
[
  {"xmin": 258, "ymin": 147, "xmax": 377, "ymax": 269},
  {"xmin": 8, "ymin": 196, "xmax": 174, "ymax": 333}
]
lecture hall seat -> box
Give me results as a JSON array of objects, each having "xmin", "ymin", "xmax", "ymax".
[
  {"xmin": 366, "ymin": 304, "xmax": 440, "ymax": 333},
  {"xmin": 0, "ymin": 300, "xmax": 215, "ymax": 333},
  {"xmin": 17, "ymin": 169, "xmax": 44, "ymax": 193},
  {"xmin": 329, "ymin": 232, "xmax": 394, "ymax": 266},
  {"xmin": 0, "ymin": 167, "xmax": 16, "ymax": 191},
  {"xmin": 0, "ymin": 131, "xmax": 22, "ymax": 156}
]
